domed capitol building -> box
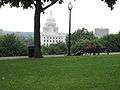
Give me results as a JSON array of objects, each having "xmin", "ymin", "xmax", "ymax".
[{"xmin": 41, "ymin": 12, "xmax": 66, "ymax": 46}]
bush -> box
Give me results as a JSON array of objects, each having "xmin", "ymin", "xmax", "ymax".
[
  {"xmin": 0, "ymin": 34, "xmax": 27, "ymax": 57},
  {"xmin": 42, "ymin": 42, "xmax": 67, "ymax": 55}
]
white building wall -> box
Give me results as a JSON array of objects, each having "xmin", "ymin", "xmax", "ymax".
[
  {"xmin": 41, "ymin": 33, "xmax": 66, "ymax": 46},
  {"xmin": 41, "ymin": 11, "xmax": 66, "ymax": 46}
]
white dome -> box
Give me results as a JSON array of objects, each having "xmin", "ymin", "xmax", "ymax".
[{"xmin": 43, "ymin": 11, "xmax": 58, "ymax": 34}]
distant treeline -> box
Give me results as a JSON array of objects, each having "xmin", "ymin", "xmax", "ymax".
[{"xmin": 0, "ymin": 28, "xmax": 120, "ymax": 57}]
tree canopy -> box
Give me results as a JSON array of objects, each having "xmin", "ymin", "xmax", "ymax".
[
  {"xmin": 100, "ymin": 32, "xmax": 120, "ymax": 52},
  {"xmin": 0, "ymin": 34, "xmax": 27, "ymax": 57},
  {"xmin": 66, "ymin": 28, "xmax": 98, "ymax": 53},
  {"xmin": 0, "ymin": 0, "xmax": 64, "ymax": 58},
  {"xmin": 0, "ymin": 0, "xmax": 63, "ymax": 10},
  {"xmin": 101, "ymin": 0, "xmax": 118, "ymax": 10},
  {"xmin": 0, "ymin": 0, "xmax": 118, "ymax": 10},
  {"xmin": 0, "ymin": 0, "xmax": 118, "ymax": 58}
]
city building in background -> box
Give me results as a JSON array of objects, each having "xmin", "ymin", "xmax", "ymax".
[
  {"xmin": 94, "ymin": 28, "xmax": 109, "ymax": 38},
  {"xmin": 0, "ymin": 12, "xmax": 67, "ymax": 46},
  {"xmin": 41, "ymin": 11, "xmax": 66, "ymax": 46},
  {"xmin": 0, "ymin": 29, "xmax": 33, "ymax": 38}
]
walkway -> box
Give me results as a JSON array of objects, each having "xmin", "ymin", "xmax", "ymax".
[
  {"xmin": 0, "ymin": 55, "xmax": 65, "ymax": 60},
  {"xmin": 0, "ymin": 56, "xmax": 28, "ymax": 60},
  {"xmin": 0, "ymin": 53, "xmax": 119, "ymax": 60}
]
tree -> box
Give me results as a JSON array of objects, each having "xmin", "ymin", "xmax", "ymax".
[
  {"xmin": 0, "ymin": 34, "xmax": 27, "ymax": 57},
  {"xmin": 100, "ymin": 33, "xmax": 120, "ymax": 52},
  {"xmin": 0, "ymin": 0, "xmax": 63, "ymax": 58},
  {"xmin": 101, "ymin": 0, "xmax": 118, "ymax": 10},
  {"xmin": 0, "ymin": 0, "xmax": 118, "ymax": 57},
  {"xmin": 66, "ymin": 28, "xmax": 98, "ymax": 53}
]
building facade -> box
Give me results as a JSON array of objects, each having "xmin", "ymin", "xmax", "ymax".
[
  {"xmin": 94, "ymin": 28, "xmax": 109, "ymax": 38},
  {"xmin": 0, "ymin": 12, "xmax": 66, "ymax": 46},
  {"xmin": 41, "ymin": 12, "xmax": 66, "ymax": 46}
]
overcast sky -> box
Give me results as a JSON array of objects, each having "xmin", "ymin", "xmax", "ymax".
[{"xmin": 0, "ymin": 0, "xmax": 120, "ymax": 34}]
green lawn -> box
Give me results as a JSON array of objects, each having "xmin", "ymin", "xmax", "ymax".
[{"xmin": 0, "ymin": 55, "xmax": 120, "ymax": 90}]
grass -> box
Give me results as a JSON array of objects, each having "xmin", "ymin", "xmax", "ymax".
[{"xmin": 0, "ymin": 55, "xmax": 120, "ymax": 90}]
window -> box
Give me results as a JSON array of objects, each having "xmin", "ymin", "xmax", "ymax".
[
  {"xmin": 47, "ymin": 40, "xmax": 48, "ymax": 42},
  {"xmin": 44, "ymin": 40, "xmax": 45, "ymax": 42},
  {"xmin": 53, "ymin": 40, "xmax": 54, "ymax": 42}
]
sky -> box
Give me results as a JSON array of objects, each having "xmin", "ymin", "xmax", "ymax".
[{"xmin": 0, "ymin": 0, "xmax": 120, "ymax": 34}]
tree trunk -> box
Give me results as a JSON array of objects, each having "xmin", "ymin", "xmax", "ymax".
[{"xmin": 34, "ymin": 1, "xmax": 43, "ymax": 58}]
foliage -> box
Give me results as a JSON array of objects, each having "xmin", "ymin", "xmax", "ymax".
[
  {"xmin": 0, "ymin": 0, "xmax": 117, "ymax": 10},
  {"xmin": 0, "ymin": 0, "xmax": 63, "ymax": 9},
  {"xmin": 0, "ymin": 0, "xmax": 118, "ymax": 57},
  {"xmin": 0, "ymin": 0, "xmax": 64, "ymax": 58},
  {"xmin": 0, "ymin": 55, "xmax": 120, "ymax": 90},
  {"xmin": 0, "ymin": 34, "xmax": 27, "ymax": 57},
  {"xmin": 100, "ymin": 32, "xmax": 120, "ymax": 52},
  {"xmin": 42, "ymin": 42, "xmax": 67, "ymax": 55},
  {"xmin": 101, "ymin": 0, "xmax": 118, "ymax": 10},
  {"xmin": 66, "ymin": 28, "xmax": 99, "ymax": 53}
]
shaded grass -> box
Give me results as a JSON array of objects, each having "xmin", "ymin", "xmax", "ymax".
[{"xmin": 0, "ymin": 55, "xmax": 120, "ymax": 90}]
